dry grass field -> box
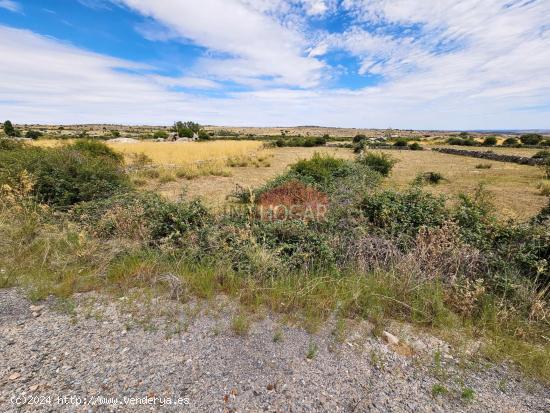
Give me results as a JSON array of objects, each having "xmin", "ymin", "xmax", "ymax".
[
  {"xmin": 29, "ymin": 139, "xmax": 548, "ymax": 219},
  {"xmin": 150, "ymin": 145, "xmax": 547, "ymax": 220},
  {"xmin": 107, "ymin": 140, "xmax": 265, "ymax": 165},
  {"xmin": 378, "ymin": 149, "xmax": 547, "ymax": 219}
]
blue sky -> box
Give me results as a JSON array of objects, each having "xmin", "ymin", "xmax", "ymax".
[{"xmin": 0, "ymin": 0, "xmax": 549, "ymax": 129}]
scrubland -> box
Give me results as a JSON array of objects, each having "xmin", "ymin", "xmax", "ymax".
[{"xmin": 1, "ymin": 137, "xmax": 549, "ymax": 387}]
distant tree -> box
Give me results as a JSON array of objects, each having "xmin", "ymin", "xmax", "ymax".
[
  {"xmin": 408, "ymin": 142, "xmax": 423, "ymax": 150},
  {"xmin": 25, "ymin": 130, "xmax": 43, "ymax": 140},
  {"xmin": 459, "ymin": 131, "xmax": 469, "ymax": 138},
  {"xmin": 153, "ymin": 130, "xmax": 168, "ymax": 140},
  {"xmin": 520, "ymin": 133, "xmax": 543, "ymax": 145},
  {"xmin": 111, "ymin": 130, "xmax": 121, "ymax": 138},
  {"xmin": 393, "ymin": 138, "xmax": 408, "ymax": 147},
  {"xmin": 3, "ymin": 120, "xmax": 15, "ymax": 137},
  {"xmin": 483, "ymin": 136, "xmax": 497, "ymax": 146},
  {"xmin": 353, "ymin": 134, "xmax": 366, "ymax": 143},
  {"xmin": 502, "ymin": 137, "xmax": 519, "ymax": 146},
  {"xmin": 174, "ymin": 121, "xmax": 201, "ymax": 138},
  {"xmin": 198, "ymin": 130, "xmax": 210, "ymax": 140}
]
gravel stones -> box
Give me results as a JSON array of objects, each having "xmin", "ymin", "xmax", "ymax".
[{"xmin": 0, "ymin": 288, "xmax": 548, "ymax": 412}]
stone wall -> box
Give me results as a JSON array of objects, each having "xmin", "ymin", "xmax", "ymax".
[{"xmin": 433, "ymin": 148, "xmax": 544, "ymax": 166}]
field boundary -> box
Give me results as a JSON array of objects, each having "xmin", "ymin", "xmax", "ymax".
[{"xmin": 433, "ymin": 147, "xmax": 544, "ymax": 166}]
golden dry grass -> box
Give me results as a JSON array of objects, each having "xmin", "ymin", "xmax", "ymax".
[
  {"xmin": 107, "ymin": 140, "xmax": 265, "ymax": 166},
  {"xmin": 31, "ymin": 139, "xmax": 72, "ymax": 148},
  {"xmin": 375, "ymin": 149, "xmax": 547, "ymax": 220},
  {"xmin": 163, "ymin": 147, "xmax": 546, "ymax": 219},
  {"xmin": 28, "ymin": 140, "xmax": 549, "ymax": 219}
]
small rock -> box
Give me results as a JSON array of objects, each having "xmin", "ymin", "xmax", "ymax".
[
  {"xmin": 32, "ymin": 312, "xmax": 40, "ymax": 318},
  {"xmin": 9, "ymin": 373, "xmax": 21, "ymax": 380},
  {"xmin": 382, "ymin": 331, "xmax": 399, "ymax": 346},
  {"xmin": 29, "ymin": 385, "xmax": 39, "ymax": 392},
  {"xmin": 30, "ymin": 305, "xmax": 44, "ymax": 312}
]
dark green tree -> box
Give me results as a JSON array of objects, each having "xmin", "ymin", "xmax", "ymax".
[
  {"xmin": 520, "ymin": 133, "xmax": 543, "ymax": 145},
  {"xmin": 25, "ymin": 130, "xmax": 43, "ymax": 140},
  {"xmin": 3, "ymin": 120, "xmax": 15, "ymax": 137}
]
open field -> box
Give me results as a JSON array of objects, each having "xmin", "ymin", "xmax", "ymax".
[
  {"xmin": 379, "ymin": 149, "xmax": 547, "ymax": 219},
  {"xmin": 24, "ymin": 140, "xmax": 550, "ymax": 218},
  {"xmin": 107, "ymin": 140, "xmax": 266, "ymax": 166},
  {"xmin": 137, "ymin": 144, "xmax": 547, "ymax": 220}
]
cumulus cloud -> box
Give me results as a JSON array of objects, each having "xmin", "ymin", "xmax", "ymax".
[
  {"xmin": 0, "ymin": 0, "xmax": 21, "ymax": 13},
  {"xmin": 119, "ymin": 0, "xmax": 325, "ymax": 88},
  {"xmin": 1, "ymin": 1, "xmax": 549, "ymax": 129}
]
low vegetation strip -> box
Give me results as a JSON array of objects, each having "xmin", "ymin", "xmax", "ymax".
[{"xmin": 433, "ymin": 147, "xmax": 544, "ymax": 166}]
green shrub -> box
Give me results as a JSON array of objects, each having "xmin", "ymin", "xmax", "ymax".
[
  {"xmin": 353, "ymin": 139, "xmax": 367, "ymax": 153},
  {"xmin": 273, "ymin": 137, "xmax": 326, "ymax": 147},
  {"xmin": 483, "ymin": 136, "xmax": 497, "ymax": 146},
  {"xmin": 0, "ymin": 138, "xmax": 23, "ymax": 150},
  {"xmin": 409, "ymin": 142, "xmax": 423, "ymax": 150},
  {"xmin": 253, "ymin": 220, "xmax": 335, "ymax": 270},
  {"xmin": 0, "ymin": 143, "xmax": 129, "ymax": 206},
  {"xmin": 3, "ymin": 120, "xmax": 16, "ymax": 137},
  {"xmin": 502, "ymin": 137, "xmax": 519, "ymax": 146},
  {"xmin": 415, "ymin": 171, "xmax": 444, "ymax": 185},
  {"xmin": 315, "ymin": 136, "xmax": 328, "ymax": 145},
  {"xmin": 357, "ymin": 152, "xmax": 396, "ymax": 177},
  {"xmin": 153, "ymin": 130, "xmax": 168, "ymax": 140},
  {"xmin": 290, "ymin": 153, "xmax": 354, "ymax": 185},
  {"xmin": 70, "ymin": 140, "xmax": 124, "ymax": 163},
  {"xmin": 73, "ymin": 192, "xmax": 212, "ymax": 246},
  {"xmin": 25, "ymin": 130, "xmax": 43, "ymax": 140},
  {"xmin": 353, "ymin": 134, "xmax": 366, "ymax": 143},
  {"xmin": 447, "ymin": 137, "xmax": 463, "ymax": 145},
  {"xmin": 360, "ymin": 188, "xmax": 448, "ymax": 237},
  {"xmin": 198, "ymin": 130, "xmax": 210, "ymax": 140},
  {"xmin": 452, "ymin": 190, "xmax": 495, "ymax": 248},
  {"xmin": 448, "ymin": 137, "xmax": 476, "ymax": 146},
  {"xmin": 393, "ymin": 138, "xmax": 408, "ymax": 147},
  {"xmin": 476, "ymin": 163, "xmax": 492, "ymax": 169},
  {"xmin": 520, "ymin": 133, "xmax": 543, "ymax": 145},
  {"xmin": 532, "ymin": 150, "xmax": 550, "ymax": 160}
]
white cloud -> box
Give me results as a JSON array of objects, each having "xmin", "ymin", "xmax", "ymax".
[
  {"xmin": 1, "ymin": 0, "xmax": 550, "ymax": 130},
  {"xmin": 152, "ymin": 76, "xmax": 221, "ymax": 89},
  {"xmin": 119, "ymin": 0, "xmax": 325, "ymax": 88},
  {"xmin": 0, "ymin": 0, "xmax": 21, "ymax": 13},
  {"xmin": 300, "ymin": 0, "xmax": 330, "ymax": 16}
]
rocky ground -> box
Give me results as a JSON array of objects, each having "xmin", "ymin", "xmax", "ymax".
[{"xmin": 0, "ymin": 288, "xmax": 548, "ymax": 412}]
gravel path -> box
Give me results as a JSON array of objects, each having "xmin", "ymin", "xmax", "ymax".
[{"xmin": 0, "ymin": 288, "xmax": 548, "ymax": 412}]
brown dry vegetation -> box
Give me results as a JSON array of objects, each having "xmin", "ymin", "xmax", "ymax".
[{"xmin": 145, "ymin": 145, "xmax": 546, "ymax": 220}]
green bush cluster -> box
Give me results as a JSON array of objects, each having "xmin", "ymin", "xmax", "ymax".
[
  {"xmin": 0, "ymin": 139, "xmax": 129, "ymax": 207},
  {"xmin": 520, "ymin": 133, "xmax": 543, "ymax": 145},
  {"xmin": 274, "ymin": 136, "xmax": 327, "ymax": 147},
  {"xmin": 447, "ymin": 137, "xmax": 477, "ymax": 146},
  {"xmin": 360, "ymin": 188, "xmax": 448, "ymax": 238},
  {"xmin": 483, "ymin": 136, "xmax": 498, "ymax": 146},
  {"xmin": 502, "ymin": 137, "xmax": 519, "ymax": 146},
  {"xmin": 357, "ymin": 152, "xmax": 396, "ymax": 176}
]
